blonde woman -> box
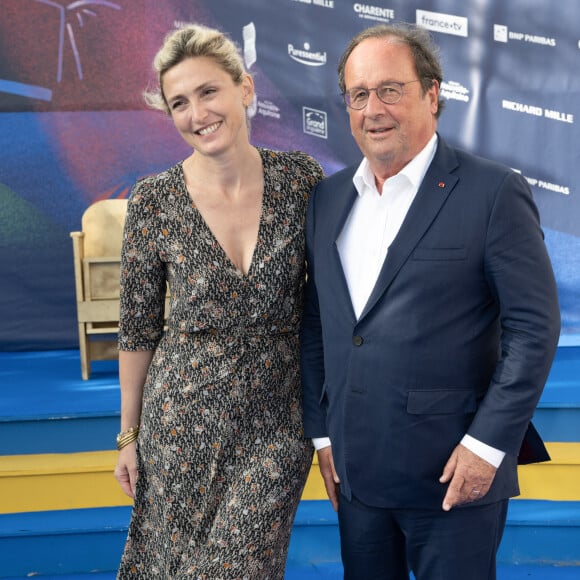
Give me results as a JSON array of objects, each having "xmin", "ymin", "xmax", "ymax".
[{"xmin": 114, "ymin": 23, "xmax": 324, "ymax": 578}]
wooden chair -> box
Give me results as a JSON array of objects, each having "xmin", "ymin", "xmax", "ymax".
[{"xmin": 70, "ymin": 199, "xmax": 128, "ymax": 380}]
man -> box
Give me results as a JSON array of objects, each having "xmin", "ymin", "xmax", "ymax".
[{"xmin": 300, "ymin": 23, "xmax": 560, "ymax": 580}]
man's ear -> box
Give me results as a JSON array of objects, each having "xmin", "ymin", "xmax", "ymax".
[{"xmin": 429, "ymin": 79, "xmax": 440, "ymax": 114}]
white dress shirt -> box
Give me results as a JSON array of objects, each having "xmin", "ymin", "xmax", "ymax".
[{"xmin": 312, "ymin": 134, "xmax": 505, "ymax": 468}]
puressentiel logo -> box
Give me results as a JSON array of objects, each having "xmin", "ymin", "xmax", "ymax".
[
  {"xmin": 288, "ymin": 42, "xmax": 327, "ymax": 66},
  {"xmin": 416, "ymin": 9, "xmax": 468, "ymax": 38},
  {"xmin": 303, "ymin": 107, "xmax": 328, "ymax": 138}
]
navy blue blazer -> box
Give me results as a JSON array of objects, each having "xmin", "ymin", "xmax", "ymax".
[{"xmin": 300, "ymin": 136, "xmax": 561, "ymax": 509}]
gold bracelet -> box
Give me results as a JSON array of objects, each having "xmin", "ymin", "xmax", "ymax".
[
  {"xmin": 117, "ymin": 431, "xmax": 139, "ymax": 450},
  {"xmin": 116, "ymin": 426, "xmax": 140, "ymax": 450}
]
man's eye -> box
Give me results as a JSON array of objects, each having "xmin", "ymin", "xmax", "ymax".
[
  {"xmin": 379, "ymin": 85, "xmax": 401, "ymax": 99},
  {"xmin": 351, "ymin": 90, "xmax": 368, "ymax": 102}
]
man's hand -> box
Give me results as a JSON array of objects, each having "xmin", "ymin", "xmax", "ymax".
[
  {"xmin": 317, "ymin": 445, "xmax": 340, "ymax": 511},
  {"xmin": 439, "ymin": 443, "xmax": 497, "ymax": 511}
]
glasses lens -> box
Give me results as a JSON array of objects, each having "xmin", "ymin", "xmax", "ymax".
[
  {"xmin": 344, "ymin": 83, "xmax": 405, "ymax": 109},
  {"xmin": 377, "ymin": 83, "xmax": 402, "ymax": 104},
  {"xmin": 346, "ymin": 89, "xmax": 368, "ymax": 109}
]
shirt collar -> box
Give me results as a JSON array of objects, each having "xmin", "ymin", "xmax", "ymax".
[{"xmin": 352, "ymin": 133, "xmax": 439, "ymax": 196}]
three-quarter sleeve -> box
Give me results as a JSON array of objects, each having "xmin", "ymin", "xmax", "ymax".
[{"xmin": 118, "ymin": 181, "xmax": 167, "ymax": 351}]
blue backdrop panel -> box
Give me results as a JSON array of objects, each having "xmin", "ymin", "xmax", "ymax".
[{"xmin": 0, "ymin": 0, "xmax": 578, "ymax": 350}]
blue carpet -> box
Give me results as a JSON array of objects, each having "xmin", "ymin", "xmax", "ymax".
[
  {"xmin": 4, "ymin": 564, "xmax": 580, "ymax": 579},
  {"xmin": 2, "ymin": 348, "xmax": 579, "ymax": 579}
]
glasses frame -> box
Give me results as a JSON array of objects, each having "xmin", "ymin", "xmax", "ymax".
[{"xmin": 342, "ymin": 79, "xmax": 423, "ymax": 110}]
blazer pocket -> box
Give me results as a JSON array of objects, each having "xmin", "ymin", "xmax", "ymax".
[
  {"xmin": 407, "ymin": 389, "xmax": 477, "ymax": 415},
  {"xmin": 412, "ymin": 247, "xmax": 467, "ymax": 261}
]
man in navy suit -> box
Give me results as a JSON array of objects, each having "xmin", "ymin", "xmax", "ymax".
[{"xmin": 300, "ymin": 23, "xmax": 560, "ymax": 580}]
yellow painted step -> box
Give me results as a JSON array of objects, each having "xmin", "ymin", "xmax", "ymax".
[
  {"xmin": 518, "ymin": 442, "xmax": 580, "ymax": 501},
  {"xmin": 0, "ymin": 451, "xmax": 132, "ymax": 514},
  {"xmin": 302, "ymin": 450, "xmax": 326, "ymax": 500},
  {"xmin": 1, "ymin": 443, "xmax": 578, "ymax": 514}
]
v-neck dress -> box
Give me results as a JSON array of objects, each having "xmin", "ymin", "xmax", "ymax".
[{"xmin": 117, "ymin": 148, "xmax": 324, "ymax": 579}]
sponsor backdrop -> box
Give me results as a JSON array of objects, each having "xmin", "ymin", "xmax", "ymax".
[{"xmin": 1, "ymin": 0, "xmax": 578, "ymax": 350}]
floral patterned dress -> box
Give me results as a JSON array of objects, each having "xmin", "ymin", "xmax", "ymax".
[{"xmin": 117, "ymin": 148, "xmax": 324, "ymax": 579}]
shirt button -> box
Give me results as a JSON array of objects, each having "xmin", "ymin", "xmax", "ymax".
[{"xmin": 352, "ymin": 335, "xmax": 364, "ymax": 346}]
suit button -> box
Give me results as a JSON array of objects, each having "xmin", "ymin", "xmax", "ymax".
[{"xmin": 352, "ymin": 335, "xmax": 363, "ymax": 346}]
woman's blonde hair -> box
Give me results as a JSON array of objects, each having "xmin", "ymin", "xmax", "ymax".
[{"xmin": 143, "ymin": 23, "xmax": 248, "ymax": 114}]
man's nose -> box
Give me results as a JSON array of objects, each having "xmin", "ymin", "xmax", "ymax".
[{"xmin": 364, "ymin": 89, "xmax": 386, "ymax": 116}]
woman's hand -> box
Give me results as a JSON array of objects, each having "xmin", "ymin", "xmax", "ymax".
[{"xmin": 114, "ymin": 443, "xmax": 139, "ymax": 499}]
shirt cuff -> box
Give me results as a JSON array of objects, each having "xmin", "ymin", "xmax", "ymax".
[
  {"xmin": 461, "ymin": 434, "xmax": 505, "ymax": 468},
  {"xmin": 312, "ymin": 437, "xmax": 331, "ymax": 451}
]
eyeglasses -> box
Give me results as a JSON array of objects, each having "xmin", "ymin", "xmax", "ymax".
[{"xmin": 342, "ymin": 80, "xmax": 422, "ymax": 110}]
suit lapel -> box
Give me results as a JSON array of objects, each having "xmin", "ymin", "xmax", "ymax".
[
  {"xmin": 359, "ymin": 139, "xmax": 459, "ymax": 321},
  {"xmin": 328, "ymin": 172, "xmax": 359, "ymax": 321}
]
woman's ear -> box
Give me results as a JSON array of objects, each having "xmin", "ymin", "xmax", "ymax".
[{"xmin": 241, "ymin": 73, "xmax": 255, "ymax": 106}]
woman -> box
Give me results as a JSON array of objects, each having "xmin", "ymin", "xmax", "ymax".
[{"xmin": 114, "ymin": 23, "xmax": 324, "ymax": 578}]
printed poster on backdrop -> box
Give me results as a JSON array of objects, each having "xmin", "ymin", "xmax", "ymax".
[{"xmin": 0, "ymin": 0, "xmax": 578, "ymax": 348}]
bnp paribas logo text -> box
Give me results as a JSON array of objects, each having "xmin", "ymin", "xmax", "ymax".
[
  {"xmin": 288, "ymin": 42, "xmax": 327, "ymax": 66},
  {"xmin": 493, "ymin": 24, "xmax": 556, "ymax": 47}
]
